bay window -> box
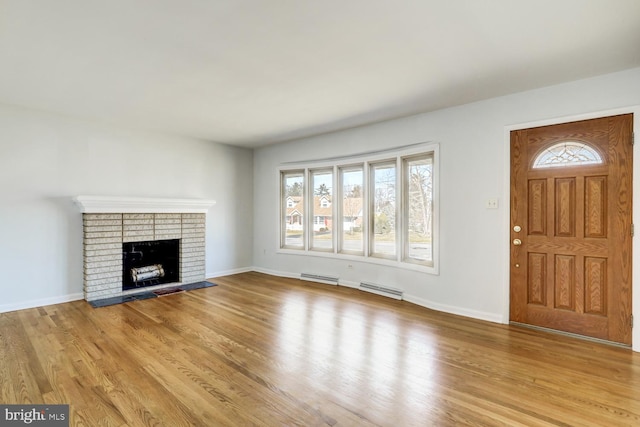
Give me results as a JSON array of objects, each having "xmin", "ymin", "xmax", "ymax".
[{"xmin": 279, "ymin": 143, "xmax": 438, "ymax": 273}]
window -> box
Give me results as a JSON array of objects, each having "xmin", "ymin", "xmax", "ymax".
[
  {"xmin": 339, "ymin": 166, "xmax": 364, "ymax": 255},
  {"xmin": 403, "ymin": 154, "xmax": 433, "ymax": 266},
  {"xmin": 370, "ymin": 161, "xmax": 397, "ymax": 259},
  {"xmin": 279, "ymin": 143, "xmax": 438, "ymax": 274},
  {"xmin": 281, "ymin": 171, "xmax": 305, "ymax": 249},
  {"xmin": 533, "ymin": 141, "xmax": 603, "ymax": 168},
  {"xmin": 310, "ymin": 169, "xmax": 333, "ymax": 251}
]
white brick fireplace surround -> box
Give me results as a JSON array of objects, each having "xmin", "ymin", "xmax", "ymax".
[{"xmin": 74, "ymin": 196, "xmax": 216, "ymax": 301}]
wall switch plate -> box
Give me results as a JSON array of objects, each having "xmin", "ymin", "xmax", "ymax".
[{"xmin": 486, "ymin": 198, "xmax": 499, "ymax": 209}]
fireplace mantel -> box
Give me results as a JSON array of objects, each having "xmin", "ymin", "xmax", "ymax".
[{"xmin": 73, "ymin": 196, "xmax": 216, "ymax": 214}]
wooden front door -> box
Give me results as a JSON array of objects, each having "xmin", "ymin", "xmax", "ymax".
[{"xmin": 510, "ymin": 114, "xmax": 633, "ymax": 345}]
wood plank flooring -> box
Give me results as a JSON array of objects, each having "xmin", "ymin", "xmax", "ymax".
[{"xmin": 2, "ymin": 271, "xmax": 640, "ymax": 426}]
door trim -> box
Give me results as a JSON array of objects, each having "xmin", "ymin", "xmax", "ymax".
[{"xmin": 503, "ymin": 106, "xmax": 640, "ymax": 352}]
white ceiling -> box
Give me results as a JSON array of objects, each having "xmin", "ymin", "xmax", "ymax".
[{"xmin": 1, "ymin": 0, "xmax": 639, "ymax": 148}]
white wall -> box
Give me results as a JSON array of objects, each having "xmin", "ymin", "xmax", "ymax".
[
  {"xmin": 253, "ymin": 67, "xmax": 640, "ymax": 348},
  {"xmin": 0, "ymin": 105, "xmax": 253, "ymax": 312}
]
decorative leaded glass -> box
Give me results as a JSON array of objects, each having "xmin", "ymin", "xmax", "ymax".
[{"xmin": 532, "ymin": 141, "xmax": 603, "ymax": 169}]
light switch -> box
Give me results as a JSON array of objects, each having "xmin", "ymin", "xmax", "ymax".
[{"xmin": 486, "ymin": 198, "xmax": 499, "ymax": 209}]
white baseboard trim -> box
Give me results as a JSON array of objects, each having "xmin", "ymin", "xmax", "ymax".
[
  {"xmin": 207, "ymin": 266, "xmax": 254, "ymax": 278},
  {"xmin": 403, "ymin": 294, "xmax": 504, "ymax": 324},
  {"xmin": 251, "ymin": 266, "xmax": 299, "ymax": 279},
  {"xmin": 0, "ymin": 293, "xmax": 84, "ymax": 314},
  {"xmin": 338, "ymin": 279, "xmax": 359, "ymax": 289}
]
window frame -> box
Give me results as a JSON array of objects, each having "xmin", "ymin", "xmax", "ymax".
[
  {"xmin": 309, "ymin": 168, "xmax": 335, "ymax": 253},
  {"xmin": 280, "ymin": 169, "xmax": 306, "ymax": 250},
  {"xmin": 369, "ymin": 159, "xmax": 398, "ymax": 260},
  {"xmin": 338, "ymin": 164, "xmax": 365, "ymax": 256},
  {"xmin": 402, "ymin": 153, "xmax": 434, "ymax": 267},
  {"xmin": 278, "ymin": 143, "xmax": 439, "ymax": 275}
]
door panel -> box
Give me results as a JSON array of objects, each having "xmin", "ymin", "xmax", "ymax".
[
  {"xmin": 585, "ymin": 176, "xmax": 607, "ymax": 237},
  {"xmin": 528, "ymin": 253, "xmax": 546, "ymax": 305},
  {"xmin": 555, "ymin": 178, "xmax": 576, "ymax": 237},
  {"xmin": 528, "ymin": 180, "xmax": 547, "ymax": 234},
  {"xmin": 510, "ymin": 114, "xmax": 633, "ymax": 345},
  {"xmin": 584, "ymin": 257, "xmax": 606, "ymax": 315}
]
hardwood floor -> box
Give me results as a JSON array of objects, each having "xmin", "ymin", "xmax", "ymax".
[{"xmin": 1, "ymin": 272, "xmax": 640, "ymax": 426}]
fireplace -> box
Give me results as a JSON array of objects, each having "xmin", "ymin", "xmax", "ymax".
[
  {"xmin": 74, "ymin": 196, "xmax": 216, "ymax": 301},
  {"xmin": 122, "ymin": 239, "xmax": 180, "ymax": 290}
]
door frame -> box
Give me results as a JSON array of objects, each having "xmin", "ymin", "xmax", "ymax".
[{"xmin": 503, "ymin": 106, "xmax": 640, "ymax": 352}]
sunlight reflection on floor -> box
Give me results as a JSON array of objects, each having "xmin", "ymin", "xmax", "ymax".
[{"xmin": 275, "ymin": 291, "xmax": 441, "ymax": 420}]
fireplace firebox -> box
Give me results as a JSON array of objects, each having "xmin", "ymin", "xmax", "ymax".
[{"xmin": 122, "ymin": 239, "xmax": 179, "ymax": 290}]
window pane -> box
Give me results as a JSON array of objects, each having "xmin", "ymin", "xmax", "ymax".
[
  {"xmin": 404, "ymin": 155, "xmax": 433, "ymax": 265},
  {"xmin": 339, "ymin": 167, "xmax": 364, "ymax": 254},
  {"xmin": 533, "ymin": 141, "xmax": 603, "ymax": 168},
  {"xmin": 371, "ymin": 162, "xmax": 396, "ymax": 258},
  {"xmin": 310, "ymin": 170, "xmax": 333, "ymax": 251},
  {"xmin": 281, "ymin": 171, "xmax": 304, "ymax": 249}
]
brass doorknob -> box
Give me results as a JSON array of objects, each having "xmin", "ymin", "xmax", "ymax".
[{"xmin": 513, "ymin": 239, "xmax": 522, "ymax": 246}]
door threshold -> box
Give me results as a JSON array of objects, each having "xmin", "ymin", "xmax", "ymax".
[{"xmin": 509, "ymin": 322, "xmax": 631, "ymax": 349}]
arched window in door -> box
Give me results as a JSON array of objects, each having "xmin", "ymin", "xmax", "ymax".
[{"xmin": 532, "ymin": 141, "xmax": 603, "ymax": 169}]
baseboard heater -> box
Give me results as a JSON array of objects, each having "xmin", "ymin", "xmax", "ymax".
[
  {"xmin": 300, "ymin": 273, "xmax": 339, "ymax": 286},
  {"xmin": 359, "ymin": 282, "xmax": 403, "ymax": 300}
]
